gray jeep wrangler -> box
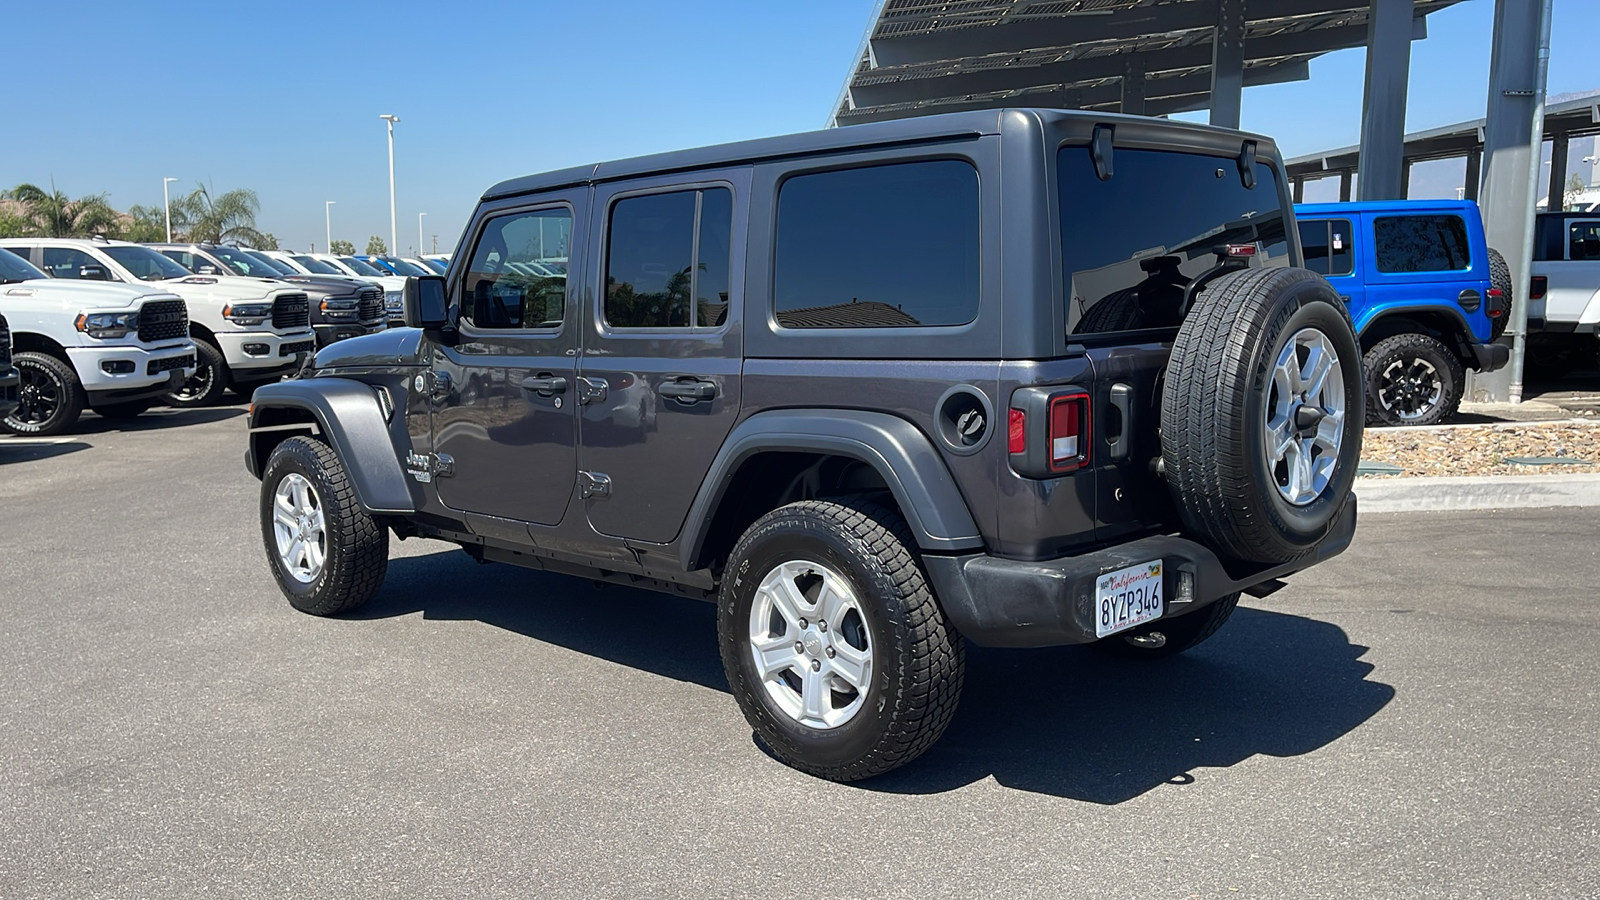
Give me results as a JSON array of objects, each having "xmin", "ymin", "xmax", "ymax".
[{"xmin": 245, "ymin": 109, "xmax": 1362, "ymax": 781}]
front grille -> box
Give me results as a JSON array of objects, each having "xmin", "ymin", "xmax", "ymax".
[
  {"xmin": 272, "ymin": 293, "xmax": 311, "ymax": 329},
  {"xmin": 137, "ymin": 299, "xmax": 188, "ymax": 342},
  {"xmin": 0, "ymin": 313, "xmax": 10, "ymax": 369},
  {"xmin": 279, "ymin": 340, "xmax": 316, "ymax": 357},
  {"xmin": 358, "ymin": 288, "xmax": 383, "ymax": 321},
  {"xmin": 147, "ymin": 353, "xmax": 194, "ymax": 375}
]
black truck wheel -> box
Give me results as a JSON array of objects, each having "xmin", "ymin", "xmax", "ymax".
[
  {"xmin": 1363, "ymin": 333, "xmax": 1464, "ymax": 427},
  {"xmin": 3, "ymin": 351, "xmax": 85, "ymax": 436},
  {"xmin": 1486, "ymin": 247, "xmax": 1512, "ymax": 341},
  {"xmin": 259, "ymin": 436, "xmax": 388, "ymax": 616},
  {"xmin": 1093, "ymin": 592, "xmax": 1241, "ymax": 658},
  {"xmin": 1161, "ymin": 267, "xmax": 1363, "ymax": 565},
  {"xmin": 718, "ymin": 498, "xmax": 965, "ymax": 782},
  {"xmin": 165, "ymin": 339, "xmax": 228, "ymax": 408}
]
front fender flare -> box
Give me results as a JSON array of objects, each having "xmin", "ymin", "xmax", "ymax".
[
  {"xmin": 680, "ymin": 409, "xmax": 983, "ymax": 571},
  {"xmin": 246, "ymin": 378, "xmax": 414, "ymax": 515}
]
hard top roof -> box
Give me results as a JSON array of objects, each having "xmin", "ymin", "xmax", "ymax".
[
  {"xmin": 482, "ymin": 107, "xmax": 1276, "ymax": 201},
  {"xmin": 1295, "ymin": 198, "xmax": 1481, "ymax": 215}
]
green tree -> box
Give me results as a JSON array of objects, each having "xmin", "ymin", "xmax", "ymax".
[
  {"xmin": 365, "ymin": 235, "xmax": 387, "ymax": 255},
  {"xmin": 172, "ymin": 183, "xmax": 268, "ymax": 245},
  {"xmin": 119, "ymin": 204, "xmax": 169, "ymax": 243},
  {"xmin": 254, "ymin": 233, "xmax": 279, "ymax": 251},
  {"xmin": 0, "ymin": 204, "xmax": 33, "ymax": 238},
  {"xmin": 5, "ymin": 182, "xmax": 119, "ymax": 237},
  {"xmin": 329, "ymin": 239, "xmax": 356, "ymax": 255}
]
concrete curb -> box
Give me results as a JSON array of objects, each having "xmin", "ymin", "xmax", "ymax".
[{"xmin": 1354, "ymin": 473, "xmax": 1600, "ymax": 512}]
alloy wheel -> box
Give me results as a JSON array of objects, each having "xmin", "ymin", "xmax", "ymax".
[
  {"xmin": 1263, "ymin": 327, "xmax": 1347, "ymax": 506},
  {"xmin": 272, "ymin": 473, "xmax": 327, "ymax": 583},
  {"xmin": 747, "ymin": 560, "xmax": 874, "ymax": 730}
]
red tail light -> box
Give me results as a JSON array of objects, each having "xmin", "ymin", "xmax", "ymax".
[
  {"xmin": 1008, "ymin": 408, "xmax": 1026, "ymax": 454},
  {"xmin": 1048, "ymin": 394, "xmax": 1091, "ymax": 473},
  {"xmin": 1530, "ymin": 276, "xmax": 1548, "ymax": 300}
]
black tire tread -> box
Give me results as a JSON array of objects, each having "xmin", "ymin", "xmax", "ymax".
[
  {"xmin": 1362, "ymin": 332, "xmax": 1464, "ymax": 427},
  {"xmin": 1486, "ymin": 247, "xmax": 1512, "ymax": 341},
  {"xmin": 719, "ymin": 497, "xmax": 965, "ymax": 782},
  {"xmin": 260, "ymin": 436, "xmax": 387, "ymax": 616},
  {"xmin": 3, "ymin": 351, "xmax": 85, "ymax": 436},
  {"xmin": 165, "ymin": 339, "xmax": 228, "ymax": 408}
]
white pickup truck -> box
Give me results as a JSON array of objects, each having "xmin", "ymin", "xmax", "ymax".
[
  {"xmin": 0, "ymin": 238, "xmax": 316, "ymax": 406},
  {"xmin": 1526, "ymin": 212, "xmax": 1600, "ymax": 378},
  {"xmin": 0, "ymin": 246, "xmax": 197, "ymax": 435}
]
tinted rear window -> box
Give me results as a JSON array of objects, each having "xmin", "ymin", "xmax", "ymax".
[
  {"xmin": 1059, "ymin": 147, "xmax": 1289, "ymax": 336},
  {"xmin": 1373, "ymin": 215, "xmax": 1470, "ymax": 273},
  {"xmin": 1298, "ymin": 218, "xmax": 1354, "ymax": 277}
]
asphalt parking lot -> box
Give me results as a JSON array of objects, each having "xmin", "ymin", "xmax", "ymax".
[{"xmin": 2, "ymin": 407, "xmax": 1596, "ymax": 899}]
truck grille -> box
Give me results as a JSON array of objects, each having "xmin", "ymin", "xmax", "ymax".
[
  {"xmin": 147, "ymin": 353, "xmax": 195, "ymax": 375},
  {"xmin": 137, "ymin": 299, "xmax": 189, "ymax": 342},
  {"xmin": 358, "ymin": 288, "xmax": 383, "ymax": 321},
  {"xmin": 272, "ymin": 293, "xmax": 311, "ymax": 329},
  {"xmin": 279, "ymin": 340, "xmax": 316, "ymax": 357},
  {"xmin": 0, "ymin": 313, "xmax": 10, "ymax": 369}
]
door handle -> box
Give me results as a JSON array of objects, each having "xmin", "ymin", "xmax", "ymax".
[
  {"xmin": 521, "ymin": 375, "xmax": 568, "ymax": 395},
  {"xmin": 658, "ymin": 378, "xmax": 717, "ymax": 402},
  {"xmin": 1107, "ymin": 382, "xmax": 1133, "ymax": 461}
]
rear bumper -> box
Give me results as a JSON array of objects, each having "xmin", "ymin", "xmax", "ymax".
[
  {"xmin": 925, "ymin": 498, "xmax": 1358, "ymax": 648},
  {"xmin": 1470, "ymin": 341, "xmax": 1510, "ymax": 373}
]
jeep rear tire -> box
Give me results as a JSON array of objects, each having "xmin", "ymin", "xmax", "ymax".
[
  {"xmin": 1161, "ymin": 267, "xmax": 1363, "ymax": 565},
  {"xmin": 1364, "ymin": 332, "xmax": 1464, "ymax": 427},
  {"xmin": 3, "ymin": 351, "xmax": 85, "ymax": 436},
  {"xmin": 260, "ymin": 436, "xmax": 388, "ymax": 616},
  {"xmin": 718, "ymin": 498, "xmax": 964, "ymax": 781},
  {"xmin": 165, "ymin": 339, "xmax": 228, "ymax": 408},
  {"xmin": 1486, "ymin": 247, "xmax": 1512, "ymax": 341}
]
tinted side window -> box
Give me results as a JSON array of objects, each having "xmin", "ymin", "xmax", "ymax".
[
  {"xmin": 604, "ymin": 187, "xmax": 732, "ymax": 329},
  {"xmin": 1568, "ymin": 220, "xmax": 1600, "ymax": 261},
  {"xmin": 774, "ymin": 160, "xmax": 979, "ymax": 328},
  {"xmin": 1298, "ymin": 219, "xmax": 1353, "ymax": 277},
  {"xmin": 463, "ymin": 207, "xmax": 571, "ymax": 330},
  {"xmin": 1060, "ymin": 147, "xmax": 1289, "ymax": 335},
  {"xmin": 1373, "ymin": 215, "xmax": 1471, "ymax": 273},
  {"xmin": 41, "ymin": 247, "xmax": 102, "ymax": 279}
]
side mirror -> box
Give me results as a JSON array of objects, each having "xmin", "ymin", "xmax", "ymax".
[
  {"xmin": 78, "ymin": 264, "xmax": 109, "ymax": 281},
  {"xmin": 403, "ymin": 275, "xmax": 450, "ymax": 329}
]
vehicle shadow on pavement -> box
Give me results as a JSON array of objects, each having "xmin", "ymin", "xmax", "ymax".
[
  {"xmin": 0, "ymin": 439, "xmax": 91, "ymax": 464},
  {"xmin": 864, "ymin": 608, "xmax": 1395, "ymax": 803},
  {"xmin": 364, "ymin": 551, "xmax": 1392, "ymax": 804},
  {"xmin": 364, "ymin": 549, "xmax": 729, "ymax": 691},
  {"xmin": 80, "ymin": 407, "xmax": 246, "ymax": 433}
]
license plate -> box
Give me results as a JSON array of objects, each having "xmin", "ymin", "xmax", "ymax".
[{"xmin": 1095, "ymin": 560, "xmax": 1164, "ymax": 638}]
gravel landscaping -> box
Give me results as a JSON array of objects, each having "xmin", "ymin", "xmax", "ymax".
[{"xmin": 1359, "ymin": 420, "xmax": 1600, "ymax": 477}]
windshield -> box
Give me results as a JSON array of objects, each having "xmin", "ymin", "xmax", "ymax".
[
  {"xmin": 339, "ymin": 256, "xmax": 384, "ymax": 276},
  {"xmin": 103, "ymin": 246, "xmax": 195, "ymax": 281},
  {"xmin": 243, "ymin": 250, "xmax": 295, "ymax": 276},
  {"xmin": 377, "ymin": 257, "xmax": 429, "ymax": 276},
  {"xmin": 0, "ymin": 247, "xmax": 47, "ymax": 283},
  {"xmin": 417, "ymin": 258, "xmax": 448, "ymax": 274},
  {"xmin": 292, "ymin": 255, "xmax": 341, "ymax": 275},
  {"xmin": 1059, "ymin": 146, "xmax": 1289, "ymax": 336},
  {"xmin": 207, "ymin": 246, "xmax": 280, "ymax": 278}
]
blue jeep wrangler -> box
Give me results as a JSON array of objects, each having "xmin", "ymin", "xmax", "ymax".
[{"xmin": 1295, "ymin": 200, "xmax": 1510, "ymax": 426}]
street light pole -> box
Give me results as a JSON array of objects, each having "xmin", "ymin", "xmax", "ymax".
[
  {"xmin": 418, "ymin": 212, "xmax": 426, "ymax": 259},
  {"xmin": 325, "ymin": 200, "xmax": 336, "ymax": 254},
  {"xmin": 163, "ymin": 177, "xmax": 178, "ymax": 242},
  {"xmin": 380, "ymin": 114, "xmax": 400, "ymax": 255}
]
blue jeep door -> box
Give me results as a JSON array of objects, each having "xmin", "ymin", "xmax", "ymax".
[
  {"xmin": 1297, "ymin": 216, "xmax": 1361, "ymax": 316},
  {"xmin": 1363, "ymin": 212, "xmax": 1479, "ymax": 333}
]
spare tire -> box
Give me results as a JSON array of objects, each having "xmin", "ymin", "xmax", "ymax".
[
  {"xmin": 1486, "ymin": 248, "xmax": 1512, "ymax": 341},
  {"xmin": 1160, "ymin": 267, "xmax": 1363, "ymax": 564}
]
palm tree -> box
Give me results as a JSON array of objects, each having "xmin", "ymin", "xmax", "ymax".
[
  {"xmin": 4, "ymin": 182, "xmax": 120, "ymax": 238},
  {"xmin": 172, "ymin": 184, "xmax": 268, "ymax": 245},
  {"xmin": 120, "ymin": 205, "xmax": 168, "ymax": 243}
]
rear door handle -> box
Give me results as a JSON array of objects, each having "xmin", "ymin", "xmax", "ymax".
[
  {"xmin": 521, "ymin": 375, "xmax": 568, "ymax": 395},
  {"xmin": 1107, "ymin": 382, "xmax": 1134, "ymax": 461},
  {"xmin": 658, "ymin": 378, "xmax": 717, "ymax": 402}
]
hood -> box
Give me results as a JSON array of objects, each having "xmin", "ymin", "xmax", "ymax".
[
  {"xmin": 155, "ymin": 275, "xmax": 301, "ymax": 306},
  {"xmin": 311, "ymin": 325, "xmax": 423, "ymax": 369},
  {"xmin": 274, "ymin": 274, "xmax": 377, "ymax": 298},
  {"xmin": 1, "ymin": 278, "xmax": 184, "ymax": 313}
]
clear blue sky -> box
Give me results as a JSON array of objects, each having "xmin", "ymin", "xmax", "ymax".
[{"xmin": 1, "ymin": 0, "xmax": 1595, "ymax": 254}]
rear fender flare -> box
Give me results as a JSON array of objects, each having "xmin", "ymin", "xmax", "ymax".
[
  {"xmin": 679, "ymin": 409, "xmax": 983, "ymax": 570},
  {"xmin": 246, "ymin": 378, "xmax": 413, "ymax": 515}
]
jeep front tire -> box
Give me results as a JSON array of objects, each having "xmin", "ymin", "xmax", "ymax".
[
  {"xmin": 717, "ymin": 498, "xmax": 965, "ymax": 781},
  {"xmin": 259, "ymin": 436, "xmax": 388, "ymax": 616}
]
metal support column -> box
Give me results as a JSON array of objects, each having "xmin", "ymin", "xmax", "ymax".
[
  {"xmin": 1292, "ymin": 177, "xmax": 1305, "ymax": 203},
  {"xmin": 1339, "ymin": 170, "xmax": 1353, "ymax": 202},
  {"xmin": 1400, "ymin": 160, "xmax": 1412, "ymax": 198},
  {"xmin": 1474, "ymin": 0, "xmax": 1553, "ymax": 403},
  {"xmin": 1547, "ymin": 131, "xmax": 1569, "ymax": 211},
  {"xmin": 1464, "ymin": 147, "xmax": 1482, "ymax": 200},
  {"xmin": 1356, "ymin": 0, "xmax": 1415, "ymax": 200},
  {"xmin": 1121, "ymin": 57, "xmax": 1146, "ymax": 116},
  {"xmin": 1209, "ymin": 0, "xmax": 1245, "ymax": 129}
]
